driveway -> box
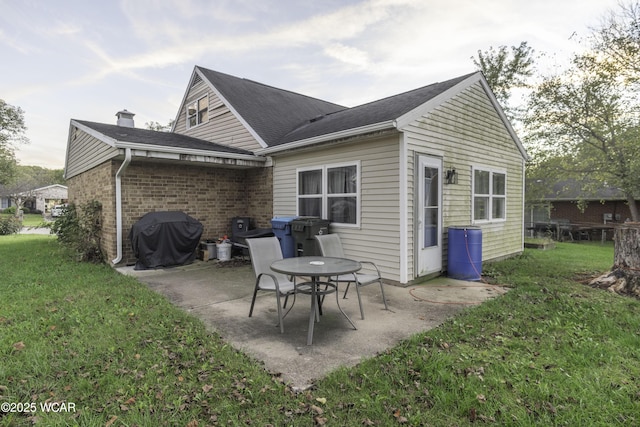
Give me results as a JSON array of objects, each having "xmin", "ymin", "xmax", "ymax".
[{"xmin": 119, "ymin": 260, "xmax": 506, "ymax": 390}]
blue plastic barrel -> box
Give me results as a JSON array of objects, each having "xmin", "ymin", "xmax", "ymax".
[
  {"xmin": 447, "ymin": 226, "xmax": 482, "ymax": 281},
  {"xmin": 270, "ymin": 216, "xmax": 298, "ymax": 258}
]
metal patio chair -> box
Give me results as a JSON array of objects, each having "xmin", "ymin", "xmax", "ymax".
[
  {"xmin": 315, "ymin": 234, "xmax": 388, "ymax": 319},
  {"xmin": 246, "ymin": 237, "xmax": 297, "ymax": 333}
]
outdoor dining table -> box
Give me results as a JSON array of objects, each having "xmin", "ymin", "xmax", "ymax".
[{"xmin": 270, "ymin": 256, "xmax": 360, "ymax": 345}]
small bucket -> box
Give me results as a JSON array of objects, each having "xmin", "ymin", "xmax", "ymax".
[{"xmin": 216, "ymin": 242, "xmax": 232, "ymax": 261}]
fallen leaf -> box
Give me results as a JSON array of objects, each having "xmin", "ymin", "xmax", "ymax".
[
  {"xmin": 105, "ymin": 415, "xmax": 118, "ymax": 427},
  {"xmin": 316, "ymin": 397, "xmax": 327, "ymax": 404},
  {"xmin": 362, "ymin": 418, "xmax": 375, "ymax": 426},
  {"xmin": 202, "ymin": 384, "xmax": 213, "ymax": 393},
  {"xmin": 185, "ymin": 421, "xmax": 199, "ymax": 427},
  {"xmin": 477, "ymin": 394, "xmax": 486, "ymax": 403},
  {"xmin": 310, "ymin": 404, "xmax": 324, "ymax": 415},
  {"xmin": 13, "ymin": 341, "xmax": 25, "ymax": 351},
  {"xmin": 125, "ymin": 397, "xmax": 136, "ymax": 405},
  {"xmin": 314, "ymin": 415, "xmax": 327, "ymax": 425}
]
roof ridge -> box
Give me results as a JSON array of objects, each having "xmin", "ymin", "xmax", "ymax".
[{"xmin": 196, "ymin": 66, "xmax": 346, "ymax": 109}]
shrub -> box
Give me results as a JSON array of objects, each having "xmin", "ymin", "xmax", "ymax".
[
  {"xmin": 0, "ymin": 215, "xmax": 21, "ymax": 235},
  {"xmin": 21, "ymin": 207, "xmax": 30, "ymax": 214},
  {"xmin": 3, "ymin": 206, "xmax": 16, "ymax": 215},
  {"xmin": 51, "ymin": 201, "xmax": 103, "ymax": 263}
]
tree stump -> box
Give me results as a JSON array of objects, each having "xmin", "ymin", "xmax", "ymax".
[{"xmin": 590, "ymin": 223, "xmax": 640, "ymax": 298}]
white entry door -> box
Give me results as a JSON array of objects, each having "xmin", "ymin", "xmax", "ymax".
[{"xmin": 417, "ymin": 155, "xmax": 442, "ymax": 276}]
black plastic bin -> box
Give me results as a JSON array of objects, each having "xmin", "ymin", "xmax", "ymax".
[{"xmin": 291, "ymin": 217, "xmax": 330, "ymax": 256}]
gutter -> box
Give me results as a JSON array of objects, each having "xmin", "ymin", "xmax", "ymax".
[
  {"xmin": 112, "ymin": 148, "xmax": 132, "ymax": 265},
  {"xmin": 256, "ymin": 121, "xmax": 396, "ymax": 155}
]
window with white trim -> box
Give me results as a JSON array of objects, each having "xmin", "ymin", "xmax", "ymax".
[
  {"xmin": 297, "ymin": 162, "xmax": 359, "ymax": 225},
  {"xmin": 473, "ymin": 167, "xmax": 506, "ymax": 222},
  {"xmin": 186, "ymin": 95, "xmax": 208, "ymax": 128}
]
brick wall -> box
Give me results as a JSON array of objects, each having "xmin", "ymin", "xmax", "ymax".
[
  {"xmin": 67, "ymin": 160, "xmax": 273, "ymax": 265},
  {"xmin": 551, "ymin": 200, "xmax": 637, "ymax": 224}
]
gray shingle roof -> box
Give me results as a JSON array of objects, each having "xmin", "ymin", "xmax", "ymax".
[
  {"xmin": 75, "ymin": 120, "xmax": 254, "ymax": 155},
  {"xmin": 198, "ymin": 66, "xmax": 476, "ymax": 147},
  {"xmin": 197, "ymin": 67, "xmax": 346, "ymax": 146},
  {"xmin": 277, "ymin": 72, "xmax": 476, "ymax": 145}
]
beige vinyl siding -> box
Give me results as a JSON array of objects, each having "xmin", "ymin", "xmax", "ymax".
[
  {"xmin": 403, "ymin": 81, "xmax": 524, "ymax": 271},
  {"xmin": 272, "ymin": 135, "xmax": 402, "ymax": 282},
  {"xmin": 65, "ymin": 128, "xmax": 119, "ymax": 179},
  {"xmin": 174, "ymin": 78, "xmax": 262, "ymax": 152}
]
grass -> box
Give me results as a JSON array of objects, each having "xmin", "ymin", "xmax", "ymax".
[
  {"xmin": 0, "ymin": 213, "xmax": 49, "ymax": 229},
  {"xmin": 1, "ymin": 236, "xmax": 639, "ymax": 426}
]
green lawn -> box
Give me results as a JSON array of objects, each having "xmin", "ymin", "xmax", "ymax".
[
  {"xmin": 1, "ymin": 236, "xmax": 638, "ymax": 426},
  {"xmin": 0, "ymin": 213, "xmax": 49, "ymax": 228}
]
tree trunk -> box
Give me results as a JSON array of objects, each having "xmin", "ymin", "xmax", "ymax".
[
  {"xmin": 590, "ymin": 223, "xmax": 640, "ymax": 298},
  {"xmin": 625, "ymin": 193, "xmax": 639, "ymax": 222}
]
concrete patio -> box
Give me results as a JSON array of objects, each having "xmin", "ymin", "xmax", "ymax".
[{"xmin": 118, "ymin": 259, "xmax": 507, "ymax": 390}]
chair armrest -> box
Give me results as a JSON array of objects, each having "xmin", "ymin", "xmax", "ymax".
[
  {"xmin": 358, "ymin": 261, "xmax": 381, "ymax": 278},
  {"xmin": 256, "ymin": 272, "xmax": 295, "ymax": 294}
]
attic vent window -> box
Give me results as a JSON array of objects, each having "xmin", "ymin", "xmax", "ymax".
[{"xmin": 187, "ymin": 95, "xmax": 209, "ymax": 128}]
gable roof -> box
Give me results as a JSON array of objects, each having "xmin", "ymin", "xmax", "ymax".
[
  {"xmin": 75, "ymin": 120, "xmax": 254, "ymax": 156},
  {"xmin": 541, "ymin": 178, "xmax": 628, "ymax": 201},
  {"xmin": 275, "ymin": 72, "xmax": 476, "ymax": 146},
  {"xmin": 195, "ymin": 66, "xmax": 346, "ymax": 147}
]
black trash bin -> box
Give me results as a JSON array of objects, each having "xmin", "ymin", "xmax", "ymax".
[{"xmin": 291, "ymin": 217, "xmax": 330, "ymax": 256}]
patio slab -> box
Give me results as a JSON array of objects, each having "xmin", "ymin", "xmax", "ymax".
[{"xmin": 118, "ymin": 260, "xmax": 507, "ymax": 390}]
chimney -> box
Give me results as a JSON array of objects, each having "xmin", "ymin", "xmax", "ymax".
[{"xmin": 116, "ymin": 109, "xmax": 135, "ymax": 127}]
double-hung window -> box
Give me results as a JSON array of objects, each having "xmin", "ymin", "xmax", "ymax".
[
  {"xmin": 473, "ymin": 167, "xmax": 506, "ymax": 222},
  {"xmin": 186, "ymin": 95, "xmax": 209, "ymax": 128},
  {"xmin": 297, "ymin": 162, "xmax": 359, "ymax": 225}
]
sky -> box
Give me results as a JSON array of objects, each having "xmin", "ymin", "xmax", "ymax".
[{"xmin": 0, "ymin": 0, "xmax": 620, "ymax": 170}]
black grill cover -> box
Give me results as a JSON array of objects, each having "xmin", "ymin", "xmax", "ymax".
[{"xmin": 129, "ymin": 211, "xmax": 203, "ymax": 270}]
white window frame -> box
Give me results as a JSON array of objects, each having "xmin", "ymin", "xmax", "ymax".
[
  {"xmin": 186, "ymin": 94, "xmax": 209, "ymax": 129},
  {"xmin": 296, "ymin": 161, "xmax": 360, "ymax": 227},
  {"xmin": 472, "ymin": 165, "xmax": 507, "ymax": 224}
]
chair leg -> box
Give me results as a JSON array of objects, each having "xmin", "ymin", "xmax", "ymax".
[
  {"xmin": 275, "ymin": 292, "xmax": 285, "ymax": 334},
  {"xmin": 248, "ymin": 282, "xmax": 260, "ymax": 317},
  {"xmin": 342, "ymin": 282, "xmax": 352, "ymax": 299},
  {"xmin": 354, "ymin": 282, "xmax": 365, "ymax": 320},
  {"xmin": 378, "ymin": 279, "xmax": 389, "ymax": 310}
]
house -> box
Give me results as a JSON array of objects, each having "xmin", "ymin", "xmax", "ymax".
[
  {"xmin": 24, "ymin": 184, "xmax": 68, "ymax": 215},
  {"xmin": 526, "ymin": 179, "xmax": 639, "ymax": 240},
  {"xmin": 1, "ymin": 184, "xmax": 68, "ymax": 214},
  {"xmin": 64, "ymin": 66, "xmax": 527, "ymax": 284}
]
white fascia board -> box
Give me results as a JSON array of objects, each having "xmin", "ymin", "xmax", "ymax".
[
  {"xmin": 170, "ymin": 67, "xmax": 199, "ymax": 133},
  {"xmin": 477, "ymin": 77, "xmax": 529, "ymax": 161},
  {"xmin": 116, "ymin": 141, "xmax": 266, "ymax": 163},
  {"xmin": 394, "ymin": 72, "xmax": 529, "ymax": 162},
  {"xmin": 197, "ymin": 68, "xmax": 269, "ymax": 149},
  {"xmin": 394, "ymin": 72, "xmax": 482, "ymax": 130},
  {"xmin": 256, "ymin": 121, "xmax": 396, "ymax": 155},
  {"xmin": 71, "ymin": 120, "xmax": 118, "ymax": 147}
]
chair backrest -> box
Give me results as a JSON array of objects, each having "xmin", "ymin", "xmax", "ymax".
[
  {"xmin": 246, "ymin": 237, "xmax": 289, "ymax": 283},
  {"xmin": 315, "ymin": 234, "xmax": 346, "ymax": 258}
]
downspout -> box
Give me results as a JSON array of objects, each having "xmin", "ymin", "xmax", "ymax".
[{"xmin": 112, "ymin": 148, "xmax": 132, "ymax": 265}]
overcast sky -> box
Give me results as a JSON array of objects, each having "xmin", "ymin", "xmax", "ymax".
[{"xmin": 0, "ymin": 0, "xmax": 618, "ymax": 169}]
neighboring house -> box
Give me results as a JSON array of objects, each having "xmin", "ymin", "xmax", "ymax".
[
  {"xmin": 526, "ymin": 179, "xmax": 639, "ymax": 239},
  {"xmin": 23, "ymin": 184, "xmax": 68, "ymax": 214},
  {"xmin": 1, "ymin": 184, "xmax": 68, "ymax": 214},
  {"xmin": 64, "ymin": 66, "xmax": 527, "ymax": 284}
]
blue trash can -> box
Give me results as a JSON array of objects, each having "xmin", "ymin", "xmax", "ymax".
[
  {"xmin": 270, "ymin": 216, "xmax": 298, "ymax": 258},
  {"xmin": 447, "ymin": 226, "xmax": 482, "ymax": 281}
]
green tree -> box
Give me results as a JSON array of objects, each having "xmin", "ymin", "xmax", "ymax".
[
  {"xmin": 590, "ymin": 1, "xmax": 640, "ymax": 82},
  {"xmin": 525, "ymin": 34, "xmax": 640, "ymax": 220},
  {"xmin": 472, "ymin": 41, "xmax": 536, "ymax": 119},
  {"xmin": 0, "ymin": 99, "xmax": 28, "ymax": 185}
]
